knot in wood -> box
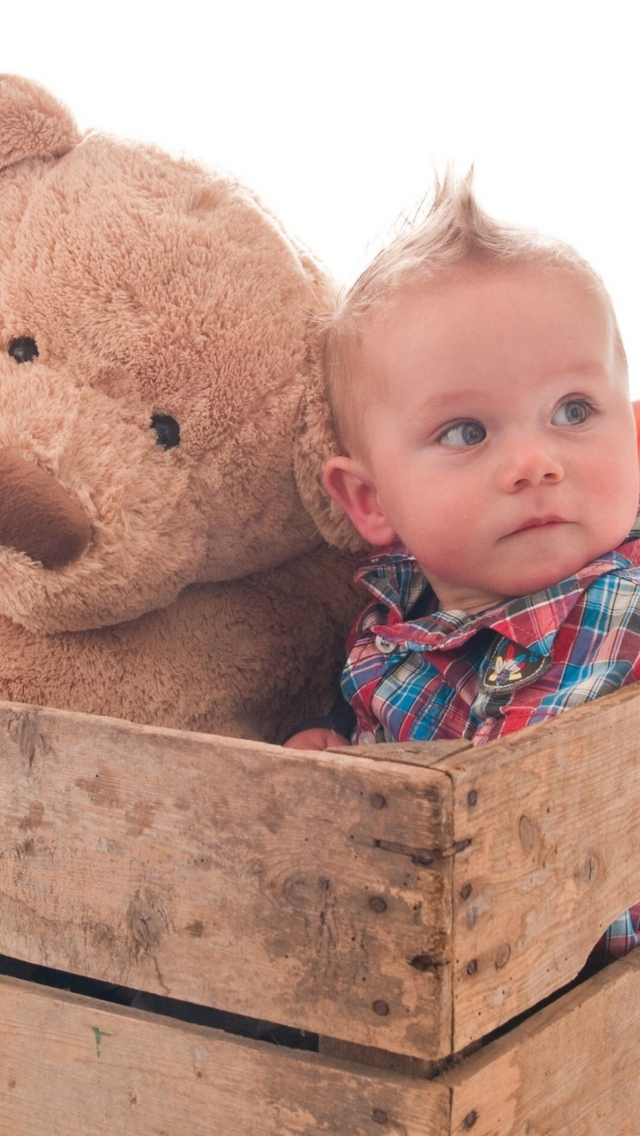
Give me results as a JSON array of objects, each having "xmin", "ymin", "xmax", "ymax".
[
  {"xmin": 519, "ymin": 814, "xmax": 535, "ymax": 855},
  {"xmin": 8, "ymin": 711, "xmax": 41, "ymax": 769},
  {"xmin": 282, "ymin": 874, "xmax": 317, "ymax": 910},
  {"xmin": 494, "ymin": 943, "xmax": 511, "ymax": 969},
  {"xmin": 126, "ymin": 890, "xmax": 167, "ymax": 955},
  {"xmin": 582, "ymin": 855, "xmax": 598, "ymax": 883}
]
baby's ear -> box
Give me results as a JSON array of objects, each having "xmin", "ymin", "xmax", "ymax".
[
  {"xmin": 0, "ymin": 75, "xmax": 80, "ymax": 172},
  {"xmin": 324, "ymin": 456, "xmax": 397, "ymax": 546}
]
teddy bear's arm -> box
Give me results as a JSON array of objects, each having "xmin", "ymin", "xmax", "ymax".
[{"xmin": 0, "ymin": 546, "xmax": 359, "ymax": 744}]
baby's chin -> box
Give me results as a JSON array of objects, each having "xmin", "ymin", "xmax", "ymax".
[
  {"xmin": 499, "ymin": 552, "xmax": 617, "ymax": 600},
  {"xmin": 420, "ymin": 514, "xmax": 639, "ymax": 611},
  {"xmin": 496, "ymin": 519, "xmax": 637, "ymax": 595}
]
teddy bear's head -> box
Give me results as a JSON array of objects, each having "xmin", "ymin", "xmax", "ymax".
[{"xmin": 0, "ymin": 76, "xmax": 357, "ymax": 635}]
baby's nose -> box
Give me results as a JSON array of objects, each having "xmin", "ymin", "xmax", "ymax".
[{"xmin": 502, "ymin": 436, "xmax": 564, "ymax": 490}]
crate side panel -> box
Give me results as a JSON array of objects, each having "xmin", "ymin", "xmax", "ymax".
[
  {"xmin": 445, "ymin": 948, "xmax": 640, "ymax": 1136},
  {"xmin": 440, "ymin": 683, "xmax": 640, "ymax": 1048},
  {"xmin": 0, "ymin": 701, "xmax": 453, "ymax": 1058},
  {"xmin": 0, "ymin": 975, "xmax": 450, "ymax": 1136}
]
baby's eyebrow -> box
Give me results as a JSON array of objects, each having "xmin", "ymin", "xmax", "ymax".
[
  {"xmin": 410, "ymin": 388, "xmax": 486, "ymax": 414},
  {"xmin": 420, "ymin": 365, "xmax": 611, "ymax": 403},
  {"xmin": 550, "ymin": 362, "xmax": 612, "ymax": 380}
]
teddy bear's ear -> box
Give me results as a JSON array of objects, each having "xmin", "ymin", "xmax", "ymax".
[
  {"xmin": 293, "ymin": 351, "xmax": 368, "ymax": 552},
  {"xmin": 0, "ymin": 75, "xmax": 80, "ymax": 172}
]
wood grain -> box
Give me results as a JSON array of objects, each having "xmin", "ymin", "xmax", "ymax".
[
  {"xmin": 5, "ymin": 682, "xmax": 640, "ymax": 1067},
  {"xmin": 436, "ymin": 683, "xmax": 640, "ymax": 1049},
  {"xmin": 444, "ymin": 948, "xmax": 640, "ymax": 1136},
  {"xmin": 0, "ymin": 974, "xmax": 451, "ymax": 1136},
  {"xmin": 0, "ymin": 700, "xmax": 454, "ymax": 1058},
  {"xmin": 330, "ymin": 739, "xmax": 473, "ymax": 768}
]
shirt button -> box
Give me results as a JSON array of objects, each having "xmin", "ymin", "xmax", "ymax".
[
  {"xmin": 359, "ymin": 731, "xmax": 377, "ymax": 745},
  {"xmin": 374, "ymin": 635, "xmax": 396, "ymax": 654}
]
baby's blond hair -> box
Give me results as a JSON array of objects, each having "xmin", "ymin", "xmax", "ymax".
[{"xmin": 327, "ymin": 172, "xmax": 626, "ymax": 454}]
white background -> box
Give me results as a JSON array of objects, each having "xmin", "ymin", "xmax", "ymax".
[{"xmin": 2, "ymin": 1, "xmax": 638, "ymax": 391}]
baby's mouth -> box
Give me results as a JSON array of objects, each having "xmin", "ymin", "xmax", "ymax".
[{"xmin": 511, "ymin": 515, "xmax": 567, "ymax": 535}]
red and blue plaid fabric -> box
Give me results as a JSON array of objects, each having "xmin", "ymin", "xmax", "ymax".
[{"xmin": 342, "ymin": 516, "xmax": 640, "ymax": 963}]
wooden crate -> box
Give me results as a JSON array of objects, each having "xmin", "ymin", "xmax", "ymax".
[{"xmin": 1, "ymin": 683, "xmax": 640, "ymax": 1134}]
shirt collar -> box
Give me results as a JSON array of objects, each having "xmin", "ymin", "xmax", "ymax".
[{"xmin": 355, "ymin": 514, "xmax": 640, "ymax": 656}]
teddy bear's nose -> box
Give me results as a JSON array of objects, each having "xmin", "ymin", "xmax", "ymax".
[{"xmin": 0, "ymin": 450, "xmax": 91, "ymax": 570}]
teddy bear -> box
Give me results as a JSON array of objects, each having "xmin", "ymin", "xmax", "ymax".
[{"xmin": 0, "ymin": 75, "xmax": 362, "ymax": 745}]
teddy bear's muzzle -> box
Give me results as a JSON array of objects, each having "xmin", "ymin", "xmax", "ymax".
[{"xmin": 0, "ymin": 450, "xmax": 91, "ymax": 570}]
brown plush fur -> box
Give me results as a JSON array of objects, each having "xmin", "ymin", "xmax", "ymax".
[{"xmin": 0, "ymin": 75, "xmax": 361, "ymax": 742}]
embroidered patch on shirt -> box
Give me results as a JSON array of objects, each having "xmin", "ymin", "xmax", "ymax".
[{"xmin": 480, "ymin": 638, "xmax": 551, "ymax": 693}]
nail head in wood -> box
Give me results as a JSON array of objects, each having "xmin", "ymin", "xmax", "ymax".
[
  {"xmin": 460, "ymin": 883, "xmax": 472, "ymax": 900},
  {"xmin": 409, "ymin": 953, "xmax": 437, "ymax": 972},
  {"xmin": 463, "ymin": 1110, "xmax": 478, "ymax": 1129},
  {"xmin": 372, "ymin": 1109, "xmax": 389, "ymax": 1124},
  {"xmin": 466, "ymin": 958, "xmax": 478, "ymax": 975},
  {"xmin": 467, "ymin": 789, "xmax": 478, "ymax": 807},
  {"xmin": 370, "ymin": 793, "xmax": 386, "ymax": 810},
  {"xmin": 369, "ymin": 896, "xmax": 387, "ymax": 913},
  {"xmin": 372, "ymin": 999, "xmax": 389, "ymax": 1016}
]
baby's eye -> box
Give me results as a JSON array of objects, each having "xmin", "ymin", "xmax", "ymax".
[
  {"xmin": 438, "ymin": 420, "xmax": 486, "ymax": 447},
  {"xmin": 551, "ymin": 399, "xmax": 593, "ymax": 427}
]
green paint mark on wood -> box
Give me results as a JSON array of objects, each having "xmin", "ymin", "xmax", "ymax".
[{"xmin": 92, "ymin": 1026, "xmax": 113, "ymax": 1058}]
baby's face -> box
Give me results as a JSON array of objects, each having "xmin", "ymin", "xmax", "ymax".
[{"xmin": 336, "ymin": 266, "xmax": 639, "ymax": 612}]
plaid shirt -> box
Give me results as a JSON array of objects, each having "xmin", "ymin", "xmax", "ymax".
[{"xmin": 342, "ymin": 517, "xmax": 640, "ymax": 962}]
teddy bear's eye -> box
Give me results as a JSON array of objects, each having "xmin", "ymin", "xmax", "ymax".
[
  {"xmin": 8, "ymin": 336, "xmax": 39, "ymax": 363},
  {"xmin": 150, "ymin": 414, "xmax": 180, "ymax": 449}
]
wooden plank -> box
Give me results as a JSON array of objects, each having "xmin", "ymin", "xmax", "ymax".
[
  {"xmin": 330, "ymin": 739, "xmax": 473, "ymax": 768},
  {"xmin": 436, "ymin": 682, "xmax": 640, "ymax": 1049},
  {"xmin": 0, "ymin": 700, "xmax": 454, "ymax": 1059},
  {"xmin": 318, "ymin": 1035, "xmax": 439, "ymax": 1079},
  {"xmin": 444, "ymin": 948, "xmax": 640, "ymax": 1136},
  {"xmin": 0, "ymin": 974, "xmax": 450, "ymax": 1136}
]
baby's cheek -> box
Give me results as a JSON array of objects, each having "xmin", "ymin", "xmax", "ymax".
[
  {"xmin": 422, "ymin": 528, "xmax": 475, "ymax": 577},
  {"xmin": 602, "ymin": 449, "xmax": 639, "ymax": 506},
  {"xmin": 588, "ymin": 451, "xmax": 639, "ymax": 547}
]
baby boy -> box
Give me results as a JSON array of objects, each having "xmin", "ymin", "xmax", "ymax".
[{"xmin": 287, "ymin": 175, "xmax": 640, "ymax": 960}]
